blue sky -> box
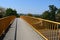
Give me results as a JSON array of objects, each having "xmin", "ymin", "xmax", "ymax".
[{"xmin": 0, "ymin": 0, "xmax": 60, "ymax": 14}]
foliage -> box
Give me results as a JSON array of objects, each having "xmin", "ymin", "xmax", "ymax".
[
  {"xmin": 41, "ymin": 5, "xmax": 58, "ymax": 21},
  {"xmin": 57, "ymin": 9, "xmax": 60, "ymax": 14},
  {"xmin": 33, "ymin": 15, "xmax": 41, "ymax": 18},
  {"xmin": 27, "ymin": 13, "xmax": 33, "ymax": 16},
  {"xmin": 49, "ymin": 5, "xmax": 58, "ymax": 21},
  {"xmin": 56, "ymin": 9, "xmax": 60, "ymax": 22},
  {"xmin": 0, "ymin": 5, "xmax": 60, "ymax": 22},
  {"xmin": 49, "ymin": 5, "xmax": 58, "ymax": 12},
  {"xmin": 41, "ymin": 11, "xmax": 50, "ymax": 20},
  {"xmin": 5, "ymin": 8, "xmax": 19, "ymax": 17}
]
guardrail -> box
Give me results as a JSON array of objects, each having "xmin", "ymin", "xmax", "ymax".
[
  {"xmin": 20, "ymin": 16, "xmax": 48, "ymax": 40},
  {"xmin": 0, "ymin": 16, "xmax": 16, "ymax": 37},
  {"xmin": 20, "ymin": 16, "xmax": 60, "ymax": 40}
]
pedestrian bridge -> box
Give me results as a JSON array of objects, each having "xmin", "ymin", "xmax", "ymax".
[{"xmin": 0, "ymin": 16, "xmax": 60, "ymax": 40}]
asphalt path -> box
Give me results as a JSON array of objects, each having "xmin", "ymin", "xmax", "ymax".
[
  {"xmin": 16, "ymin": 18, "xmax": 44, "ymax": 40},
  {"xmin": 3, "ymin": 18, "xmax": 45, "ymax": 40}
]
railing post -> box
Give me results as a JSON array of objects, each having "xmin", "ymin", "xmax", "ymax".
[
  {"xmin": 54, "ymin": 24, "xmax": 56, "ymax": 40},
  {"xmin": 57, "ymin": 24, "xmax": 59, "ymax": 40}
]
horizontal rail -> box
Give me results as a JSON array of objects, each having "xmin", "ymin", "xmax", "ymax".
[{"xmin": 32, "ymin": 17, "xmax": 60, "ymax": 25}]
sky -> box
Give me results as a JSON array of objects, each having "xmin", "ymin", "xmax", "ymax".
[{"xmin": 0, "ymin": 0, "xmax": 60, "ymax": 14}]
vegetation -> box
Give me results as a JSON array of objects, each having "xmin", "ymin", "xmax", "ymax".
[
  {"xmin": 5, "ymin": 8, "xmax": 19, "ymax": 17},
  {"xmin": 41, "ymin": 11, "xmax": 50, "ymax": 20},
  {"xmin": 0, "ymin": 7, "xmax": 19, "ymax": 18},
  {"xmin": 41, "ymin": 5, "xmax": 58, "ymax": 21},
  {"xmin": 38, "ymin": 5, "xmax": 60, "ymax": 22},
  {"xmin": 19, "ymin": 5, "xmax": 60, "ymax": 22},
  {"xmin": 27, "ymin": 13, "xmax": 33, "ymax": 16},
  {"xmin": 0, "ymin": 5, "xmax": 60, "ymax": 22}
]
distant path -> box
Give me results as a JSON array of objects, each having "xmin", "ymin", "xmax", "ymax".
[{"xmin": 16, "ymin": 18, "xmax": 44, "ymax": 40}]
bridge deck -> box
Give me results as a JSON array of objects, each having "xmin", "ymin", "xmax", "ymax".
[{"xmin": 3, "ymin": 18, "xmax": 45, "ymax": 40}]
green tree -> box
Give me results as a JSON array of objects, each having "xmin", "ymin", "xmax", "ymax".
[
  {"xmin": 41, "ymin": 11, "xmax": 50, "ymax": 20},
  {"xmin": 41, "ymin": 5, "xmax": 58, "ymax": 21},
  {"xmin": 56, "ymin": 9, "xmax": 60, "ymax": 22},
  {"xmin": 5, "ymin": 8, "xmax": 13, "ymax": 16},
  {"xmin": 57, "ymin": 9, "xmax": 60, "ymax": 14},
  {"xmin": 27, "ymin": 13, "xmax": 33, "ymax": 16},
  {"xmin": 33, "ymin": 14, "xmax": 41, "ymax": 18},
  {"xmin": 49, "ymin": 5, "xmax": 58, "ymax": 21},
  {"xmin": 5, "ymin": 8, "xmax": 19, "ymax": 17}
]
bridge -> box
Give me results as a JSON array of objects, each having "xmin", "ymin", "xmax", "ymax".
[{"xmin": 0, "ymin": 16, "xmax": 60, "ymax": 40}]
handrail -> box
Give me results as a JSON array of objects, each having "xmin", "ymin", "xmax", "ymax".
[
  {"xmin": 20, "ymin": 16, "xmax": 48, "ymax": 40},
  {"xmin": 37, "ymin": 18, "xmax": 60, "ymax": 25},
  {"xmin": 0, "ymin": 16, "xmax": 16, "ymax": 37},
  {"xmin": 20, "ymin": 16, "xmax": 60, "ymax": 40},
  {"xmin": 28, "ymin": 16, "xmax": 60, "ymax": 24}
]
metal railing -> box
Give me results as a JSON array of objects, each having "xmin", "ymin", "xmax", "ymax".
[
  {"xmin": 0, "ymin": 16, "xmax": 16, "ymax": 37},
  {"xmin": 20, "ymin": 16, "xmax": 60, "ymax": 40}
]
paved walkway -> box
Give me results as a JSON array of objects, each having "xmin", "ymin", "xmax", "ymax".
[{"xmin": 3, "ymin": 18, "xmax": 45, "ymax": 40}]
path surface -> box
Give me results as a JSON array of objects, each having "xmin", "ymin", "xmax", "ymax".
[
  {"xmin": 16, "ymin": 18, "xmax": 44, "ymax": 40},
  {"xmin": 3, "ymin": 18, "xmax": 45, "ymax": 40}
]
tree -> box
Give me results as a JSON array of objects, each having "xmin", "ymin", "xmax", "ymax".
[
  {"xmin": 33, "ymin": 14, "xmax": 41, "ymax": 18},
  {"xmin": 41, "ymin": 5, "xmax": 58, "ymax": 21},
  {"xmin": 49, "ymin": 5, "xmax": 58, "ymax": 21},
  {"xmin": 27, "ymin": 13, "xmax": 33, "ymax": 16},
  {"xmin": 49, "ymin": 5, "xmax": 57, "ymax": 12},
  {"xmin": 41, "ymin": 11, "xmax": 50, "ymax": 20},
  {"xmin": 57, "ymin": 9, "xmax": 60, "ymax": 14},
  {"xmin": 56, "ymin": 9, "xmax": 60, "ymax": 22},
  {"xmin": 5, "ymin": 8, "xmax": 19, "ymax": 17},
  {"xmin": 5, "ymin": 8, "xmax": 13, "ymax": 16}
]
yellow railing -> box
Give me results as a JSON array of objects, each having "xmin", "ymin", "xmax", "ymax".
[
  {"xmin": 20, "ymin": 16, "xmax": 60, "ymax": 40},
  {"xmin": 0, "ymin": 16, "xmax": 16, "ymax": 37},
  {"xmin": 35, "ymin": 18, "xmax": 60, "ymax": 40},
  {"xmin": 20, "ymin": 16, "xmax": 48, "ymax": 40}
]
